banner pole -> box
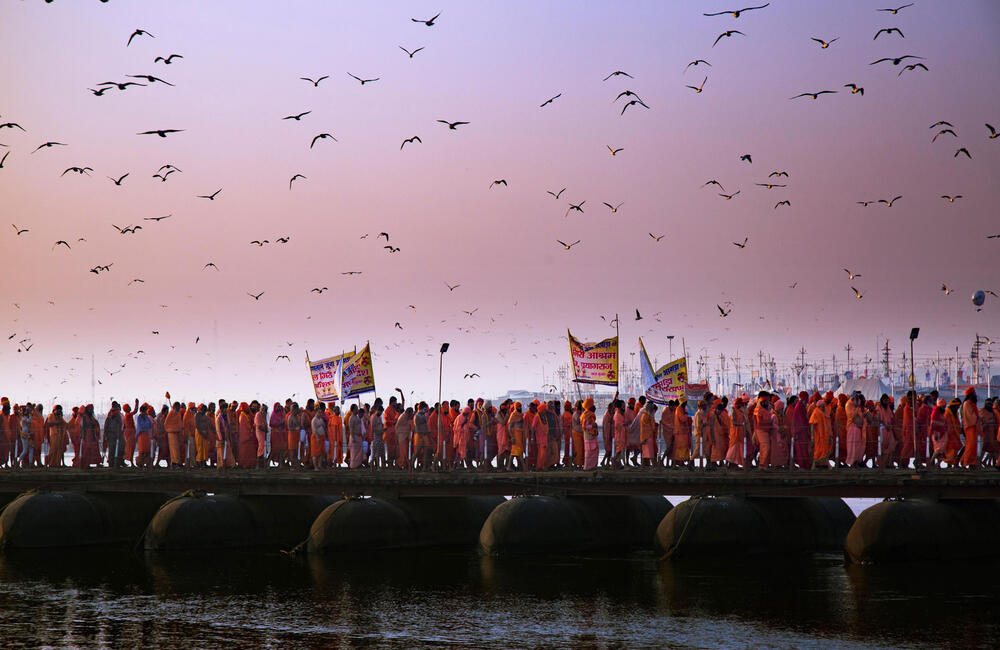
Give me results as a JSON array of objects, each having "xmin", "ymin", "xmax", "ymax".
[{"xmin": 615, "ymin": 314, "xmax": 620, "ymax": 391}]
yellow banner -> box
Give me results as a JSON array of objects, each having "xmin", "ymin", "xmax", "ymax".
[
  {"xmin": 568, "ymin": 329, "xmax": 618, "ymax": 386},
  {"xmin": 341, "ymin": 343, "xmax": 376, "ymax": 398},
  {"xmin": 307, "ymin": 352, "xmax": 350, "ymax": 402}
]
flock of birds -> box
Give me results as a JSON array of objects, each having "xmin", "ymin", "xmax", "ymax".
[{"xmin": 1, "ymin": 3, "xmax": 997, "ymax": 399}]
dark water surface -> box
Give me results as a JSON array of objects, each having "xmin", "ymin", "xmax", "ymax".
[{"xmin": 0, "ymin": 547, "xmax": 996, "ymax": 649}]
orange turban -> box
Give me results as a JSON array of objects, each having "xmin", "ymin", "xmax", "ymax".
[{"xmin": 583, "ymin": 397, "xmax": 594, "ymax": 410}]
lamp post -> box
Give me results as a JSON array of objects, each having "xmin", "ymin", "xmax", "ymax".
[
  {"xmin": 667, "ymin": 335, "xmax": 674, "ymax": 359},
  {"xmin": 909, "ymin": 328, "xmax": 919, "ymax": 466},
  {"xmin": 438, "ymin": 343, "xmax": 449, "ymax": 468}
]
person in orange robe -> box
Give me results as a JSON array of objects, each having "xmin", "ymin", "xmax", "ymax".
[
  {"xmin": 959, "ymin": 388, "xmax": 980, "ymax": 468},
  {"xmin": 507, "ymin": 402, "xmax": 524, "ymax": 471},
  {"xmin": 122, "ymin": 400, "xmax": 137, "ymax": 467},
  {"xmin": 0, "ymin": 399, "xmax": 9, "ymax": 468},
  {"xmin": 237, "ymin": 402, "xmax": 256, "ymax": 468},
  {"xmin": 582, "ymin": 397, "xmax": 599, "ymax": 470},
  {"xmin": 571, "ymin": 401, "xmax": 585, "ymax": 467},
  {"xmin": 898, "ymin": 392, "xmax": 915, "ymax": 468},
  {"xmin": 672, "ymin": 401, "xmax": 692, "ymax": 468},
  {"xmin": 659, "ymin": 402, "xmax": 675, "ymax": 467},
  {"xmin": 944, "ymin": 399, "xmax": 963, "ymax": 465},
  {"xmin": 182, "ymin": 402, "xmax": 197, "ymax": 468},
  {"xmin": 809, "ymin": 399, "xmax": 833, "ymax": 469},
  {"xmin": 44, "ymin": 405, "xmax": 68, "ymax": 467},
  {"xmin": 891, "ymin": 398, "xmax": 905, "ymax": 466},
  {"xmin": 326, "ymin": 404, "xmax": 342, "ymax": 467},
  {"xmin": 67, "ymin": 406, "xmax": 81, "ymax": 467},
  {"xmin": 928, "ymin": 399, "xmax": 949, "ymax": 467},
  {"xmin": 753, "ymin": 395, "xmax": 775, "ymax": 469},
  {"xmin": 833, "ymin": 395, "xmax": 848, "ymax": 467},
  {"xmin": 726, "ymin": 397, "xmax": 748, "ymax": 468},
  {"xmin": 384, "ymin": 396, "xmax": 400, "ymax": 468},
  {"xmin": 30, "ymin": 405, "xmax": 46, "ymax": 467},
  {"xmin": 980, "ymin": 398, "xmax": 998, "ymax": 467},
  {"xmin": 711, "ymin": 399, "xmax": 731, "ymax": 468},
  {"xmin": 639, "ymin": 402, "xmax": 657, "ymax": 465},
  {"xmin": 562, "ymin": 400, "xmax": 575, "ymax": 467},
  {"xmin": 532, "ymin": 403, "xmax": 549, "ymax": 470},
  {"xmin": 310, "ymin": 401, "xmax": 327, "ymax": 469},
  {"xmin": 874, "ymin": 394, "xmax": 895, "ymax": 468},
  {"xmin": 164, "ymin": 402, "xmax": 184, "ymax": 467}
]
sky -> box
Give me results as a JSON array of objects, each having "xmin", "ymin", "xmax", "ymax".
[{"xmin": 1, "ymin": 0, "xmax": 999, "ymax": 405}]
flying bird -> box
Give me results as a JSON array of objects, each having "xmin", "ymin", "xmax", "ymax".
[
  {"xmin": 128, "ymin": 279, "xmax": 144, "ymax": 286},
  {"xmin": 733, "ymin": 237, "xmax": 748, "ymax": 248},
  {"xmin": 347, "ymin": 73, "xmax": 379, "ymax": 85},
  {"xmin": 649, "ymin": 233, "xmax": 665, "ymax": 241},
  {"xmin": 137, "ymin": 129, "xmax": 184, "ymax": 138},
  {"xmin": 874, "ymin": 27, "xmax": 905, "ymax": 39},
  {"xmin": 400, "ymin": 136, "xmax": 422, "ymax": 149},
  {"xmin": 394, "ymin": 322, "xmax": 403, "ymax": 330},
  {"xmin": 61, "ymin": 166, "xmax": 92, "ymax": 176},
  {"xmin": 932, "ymin": 129, "xmax": 957, "ymax": 142},
  {"xmin": 607, "ymin": 145, "xmax": 623, "ymax": 156},
  {"xmin": 463, "ymin": 308, "xmax": 479, "ymax": 316},
  {"xmin": 954, "ymin": 147, "xmax": 972, "ymax": 159},
  {"xmin": 445, "ymin": 282, "xmax": 461, "ymax": 292},
  {"xmin": 384, "ymin": 246, "xmax": 400, "ymax": 253},
  {"xmin": 378, "ymin": 232, "xmax": 390, "ymax": 241},
  {"xmin": 311, "ymin": 133, "xmax": 337, "ymax": 148},
  {"xmin": 603, "ymin": 70, "xmax": 634, "ymax": 81},
  {"xmin": 250, "ymin": 240, "xmax": 269, "ymax": 246},
  {"xmin": 941, "ymin": 284, "xmax": 953, "ymax": 295},
  {"xmin": 154, "ymin": 54, "xmax": 183, "ymax": 64},
  {"xmin": 412, "ymin": 12, "xmax": 441, "ymax": 26},
  {"xmin": 898, "ymin": 63, "xmax": 928, "ymax": 75},
  {"xmin": 929, "ymin": 120, "xmax": 954, "ymax": 129},
  {"xmin": 844, "ymin": 83, "xmax": 864, "ymax": 95},
  {"xmin": 540, "ymin": 93, "xmax": 561, "ymax": 107},
  {"xmin": 127, "ymin": 74, "xmax": 174, "ymax": 86},
  {"xmin": 557, "ymin": 239, "xmax": 581, "ymax": 250},
  {"xmin": 197, "ymin": 188, "xmax": 222, "ymax": 200},
  {"xmin": 719, "ymin": 191, "xmax": 741, "ymax": 200},
  {"xmin": 127, "ymin": 29, "xmax": 154, "ymax": 46},
  {"xmin": 713, "ymin": 31, "xmax": 745, "ymax": 47},
  {"xmin": 98, "ymin": 81, "xmax": 147, "ymax": 90},
  {"xmin": 108, "ymin": 173, "xmax": 129, "ymax": 185},
  {"xmin": 0, "ymin": 151, "xmax": 8, "ymax": 168},
  {"xmin": 844, "ymin": 269, "xmax": 862, "ymax": 280},
  {"xmin": 811, "ymin": 37, "xmax": 838, "ymax": 49},
  {"xmin": 941, "ymin": 195, "xmax": 962, "ymax": 203},
  {"xmin": 756, "ymin": 182, "xmax": 786, "ymax": 189},
  {"xmin": 311, "ymin": 287, "xmax": 328, "ymax": 294},
  {"xmin": 464, "ymin": 373, "xmax": 480, "ymax": 379},
  {"xmin": 685, "ymin": 59, "xmax": 711, "ymax": 71},
  {"xmin": 740, "ymin": 154, "xmax": 752, "ymax": 163},
  {"xmin": 603, "ymin": 201, "xmax": 624, "ymax": 213},
  {"xmin": 300, "ymin": 75, "xmax": 329, "ymax": 87},
  {"xmin": 437, "ymin": 120, "xmax": 469, "ymax": 130},
  {"xmin": 565, "ymin": 200, "xmax": 585, "ymax": 216},
  {"xmin": 634, "ymin": 309, "xmax": 642, "ymax": 321},
  {"xmin": 203, "ymin": 263, "xmax": 219, "ymax": 271},
  {"xmin": 790, "ymin": 90, "xmax": 837, "ymax": 100},
  {"xmin": 870, "ymin": 55, "xmax": 924, "ymax": 66},
  {"xmin": 686, "ymin": 76, "xmax": 707, "ymax": 93},
  {"xmin": 986, "ymin": 124, "xmax": 999, "ymax": 139},
  {"xmin": 774, "ymin": 200, "xmax": 791, "ymax": 208},
  {"xmin": 342, "ymin": 271, "xmax": 363, "ymax": 276},
  {"xmin": 717, "ymin": 305, "xmax": 732, "ymax": 317},
  {"xmin": 289, "ymin": 174, "xmax": 306, "ymax": 189},
  {"xmin": 32, "ymin": 141, "xmax": 67, "ymax": 153},
  {"xmin": 53, "ymin": 240, "xmax": 70, "ymax": 250},
  {"xmin": 88, "ymin": 87, "xmax": 112, "ymax": 96},
  {"xmin": 283, "ymin": 111, "xmax": 311, "ymax": 121},
  {"xmin": 275, "ymin": 237, "xmax": 290, "ymax": 243},
  {"xmin": 788, "ymin": 282, "xmax": 798, "ymax": 289},
  {"xmin": 878, "ymin": 195, "xmax": 902, "ymax": 207},
  {"xmin": 703, "ymin": 4, "xmax": 769, "ymax": 17},
  {"xmin": 247, "ymin": 291, "xmax": 265, "ymax": 301},
  {"xmin": 877, "ymin": 3, "xmax": 914, "ymax": 14},
  {"xmin": 768, "ymin": 171, "xmax": 789, "ymax": 177},
  {"xmin": 399, "ymin": 46, "xmax": 425, "ymax": 58},
  {"xmin": 489, "ymin": 179, "xmax": 508, "ymax": 188},
  {"xmin": 547, "ymin": 188, "xmax": 566, "ymax": 199},
  {"xmin": 851, "ymin": 287, "xmax": 863, "ymax": 300},
  {"xmin": 153, "ymin": 169, "xmax": 176, "ymax": 182},
  {"xmin": 703, "ymin": 179, "xmax": 726, "ymax": 191},
  {"xmin": 276, "ymin": 355, "xmax": 290, "ymax": 362},
  {"xmin": 0, "ymin": 122, "xmax": 26, "ymax": 132},
  {"xmin": 144, "ymin": 214, "xmax": 171, "ymax": 221}
]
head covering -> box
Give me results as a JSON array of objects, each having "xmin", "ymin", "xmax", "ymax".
[
  {"xmin": 838, "ymin": 394, "xmax": 849, "ymax": 405},
  {"xmin": 964, "ymin": 387, "xmax": 977, "ymax": 398},
  {"xmin": 937, "ymin": 398, "xmax": 946, "ymax": 408},
  {"xmin": 564, "ymin": 400, "xmax": 572, "ymax": 411},
  {"xmin": 538, "ymin": 402, "xmax": 548, "ymax": 412},
  {"xmin": 583, "ymin": 397, "xmax": 594, "ymax": 410},
  {"xmin": 798, "ymin": 391, "xmax": 809, "ymax": 401}
]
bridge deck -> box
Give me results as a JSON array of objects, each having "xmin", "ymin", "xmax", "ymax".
[{"xmin": 0, "ymin": 467, "xmax": 997, "ymax": 499}]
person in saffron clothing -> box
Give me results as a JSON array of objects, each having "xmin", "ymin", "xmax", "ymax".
[
  {"xmin": 875, "ymin": 395, "xmax": 896, "ymax": 469},
  {"xmin": 533, "ymin": 402, "xmax": 550, "ymax": 470},
  {"xmin": 809, "ymin": 399, "xmax": 832, "ymax": 470},
  {"xmin": 235, "ymin": 402, "xmax": 256, "ymax": 469},
  {"xmin": 943, "ymin": 399, "xmax": 963, "ymax": 466},
  {"xmin": 672, "ymin": 400, "xmax": 692, "ymax": 469},
  {"xmin": 726, "ymin": 397, "xmax": 748, "ymax": 468},
  {"xmin": 844, "ymin": 393, "xmax": 865, "ymax": 468},
  {"xmin": 711, "ymin": 398, "xmax": 731, "ymax": 469},
  {"xmin": 640, "ymin": 401, "xmax": 657, "ymax": 466},
  {"xmin": 770, "ymin": 398, "xmax": 790, "ymax": 469},
  {"xmin": 959, "ymin": 388, "xmax": 980, "ymax": 469},
  {"xmin": 601, "ymin": 398, "xmax": 616, "ymax": 467},
  {"xmin": 980, "ymin": 398, "xmax": 998, "ymax": 467},
  {"xmin": 582, "ymin": 397, "xmax": 599, "ymax": 470},
  {"xmin": 753, "ymin": 394, "xmax": 774, "ymax": 469},
  {"xmin": 929, "ymin": 399, "xmax": 949, "ymax": 468},
  {"xmin": 136, "ymin": 404, "xmax": 154, "ymax": 469},
  {"xmin": 507, "ymin": 402, "xmax": 524, "ymax": 471},
  {"xmin": 44, "ymin": 405, "xmax": 68, "ymax": 467},
  {"xmin": 788, "ymin": 394, "xmax": 811, "ymax": 469},
  {"xmin": 348, "ymin": 404, "xmax": 365, "ymax": 469},
  {"xmin": 122, "ymin": 400, "xmax": 137, "ymax": 467}
]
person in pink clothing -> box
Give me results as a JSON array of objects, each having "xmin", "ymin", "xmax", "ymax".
[
  {"xmin": 453, "ymin": 407, "xmax": 473, "ymax": 467},
  {"xmin": 726, "ymin": 397, "xmax": 749, "ymax": 468},
  {"xmin": 254, "ymin": 402, "xmax": 268, "ymax": 468},
  {"xmin": 769, "ymin": 399, "xmax": 790, "ymax": 468},
  {"xmin": 845, "ymin": 393, "xmax": 866, "ymax": 467},
  {"xmin": 582, "ymin": 397, "xmax": 599, "ymax": 470},
  {"xmin": 534, "ymin": 402, "xmax": 550, "ymax": 470}
]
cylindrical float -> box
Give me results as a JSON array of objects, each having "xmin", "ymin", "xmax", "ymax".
[
  {"xmin": 0, "ymin": 491, "xmax": 169, "ymax": 549},
  {"xmin": 654, "ymin": 496, "xmax": 855, "ymax": 558},
  {"xmin": 845, "ymin": 498, "xmax": 1000, "ymax": 564},
  {"xmin": 144, "ymin": 494, "xmax": 338, "ymax": 551},
  {"xmin": 479, "ymin": 495, "xmax": 673, "ymax": 556},
  {"xmin": 307, "ymin": 496, "xmax": 504, "ymax": 553}
]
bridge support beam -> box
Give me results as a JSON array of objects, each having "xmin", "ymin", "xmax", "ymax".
[
  {"xmin": 143, "ymin": 494, "xmax": 338, "ymax": 551},
  {"xmin": 307, "ymin": 496, "xmax": 504, "ymax": 553},
  {"xmin": 655, "ymin": 496, "xmax": 855, "ymax": 559},
  {"xmin": 845, "ymin": 498, "xmax": 1000, "ymax": 563},
  {"xmin": 479, "ymin": 495, "xmax": 672, "ymax": 556},
  {"xmin": 0, "ymin": 490, "xmax": 170, "ymax": 549}
]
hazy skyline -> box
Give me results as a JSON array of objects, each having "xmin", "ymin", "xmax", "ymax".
[{"xmin": 2, "ymin": 1, "xmax": 999, "ymax": 403}]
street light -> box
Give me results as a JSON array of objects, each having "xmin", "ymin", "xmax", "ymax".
[
  {"xmin": 438, "ymin": 343, "xmax": 449, "ymax": 467},
  {"xmin": 667, "ymin": 335, "xmax": 675, "ymax": 359},
  {"xmin": 909, "ymin": 328, "xmax": 919, "ymax": 466}
]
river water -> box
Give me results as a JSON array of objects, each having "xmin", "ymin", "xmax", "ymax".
[{"xmin": 0, "ymin": 544, "xmax": 996, "ymax": 649}]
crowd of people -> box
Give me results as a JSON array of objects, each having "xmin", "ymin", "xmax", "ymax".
[{"xmin": 0, "ymin": 386, "xmax": 995, "ymax": 472}]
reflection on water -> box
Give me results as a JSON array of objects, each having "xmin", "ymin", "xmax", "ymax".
[{"xmin": 0, "ymin": 547, "xmax": 996, "ymax": 649}]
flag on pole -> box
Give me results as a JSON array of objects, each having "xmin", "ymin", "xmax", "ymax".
[
  {"xmin": 341, "ymin": 342, "xmax": 376, "ymax": 398},
  {"xmin": 639, "ymin": 337, "xmax": 688, "ymax": 404},
  {"xmin": 568, "ymin": 329, "xmax": 618, "ymax": 386},
  {"xmin": 307, "ymin": 351, "xmax": 349, "ymax": 402}
]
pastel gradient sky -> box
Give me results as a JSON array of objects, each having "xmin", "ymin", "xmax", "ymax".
[{"xmin": 2, "ymin": 1, "xmax": 998, "ymax": 404}]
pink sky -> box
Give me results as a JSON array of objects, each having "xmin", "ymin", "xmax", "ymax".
[{"xmin": 1, "ymin": 1, "xmax": 999, "ymax": 404}]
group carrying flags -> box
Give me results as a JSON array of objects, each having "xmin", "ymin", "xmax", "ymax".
[
  {"xmin": 306, "ymin": 342, "xmax": 376, "ymax": 402},
  {"xmin": 568, "ymin": 329, "xmax": 619, "ymax": 386}
]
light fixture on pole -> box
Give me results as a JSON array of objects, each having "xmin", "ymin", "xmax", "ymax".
[
  {"xmin": 438, "ymin": 343, "xmax": 449, "ymax": 466},
  {"xmin": 667, "ymin": 335, "xmax": 674, "ymax": 358}
]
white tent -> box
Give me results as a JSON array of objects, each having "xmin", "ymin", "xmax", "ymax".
[{"xmin": 833, "ymin": 377, "xmax": 892, "ymax": 401}]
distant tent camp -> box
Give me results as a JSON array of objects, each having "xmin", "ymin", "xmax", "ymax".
[{"xmin": 833, "ymin": 377, "xmax": 892, "ymax": 401}]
